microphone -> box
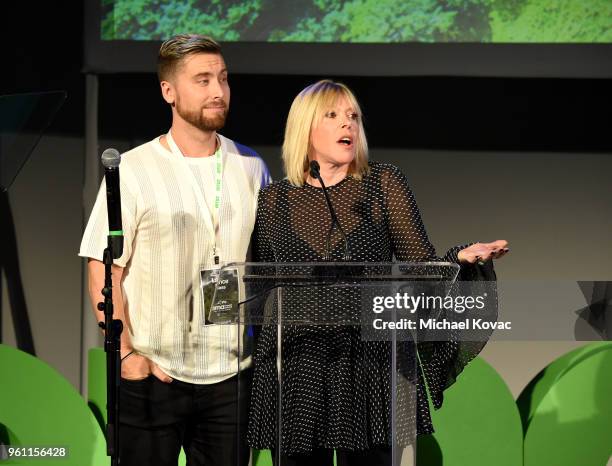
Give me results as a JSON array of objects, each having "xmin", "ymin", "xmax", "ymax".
[
  {"xmin": 308, "ymin": 160, "xmax": 320, "ymax": 179},
  {"xmin": 101, "ymin": 148, "xmax": 123, "ymax": 259},
  {"xmin": 309, "ymin": 161, "xmax": 350, "ymax": 261}
]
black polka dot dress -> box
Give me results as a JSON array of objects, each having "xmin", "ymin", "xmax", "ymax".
[{"xmin": 247, "ymin": 162, "xmax": 483, "ymax": 455}]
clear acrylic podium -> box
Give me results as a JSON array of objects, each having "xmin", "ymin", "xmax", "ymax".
[{"xmin": 210, "ymin": 262, "xmax": 460, "ymax": 466}]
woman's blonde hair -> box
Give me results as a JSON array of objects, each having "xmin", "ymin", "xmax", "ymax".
[{"xmin": 282, "ymin": 80, "xmax": 369, "ymax": 186}]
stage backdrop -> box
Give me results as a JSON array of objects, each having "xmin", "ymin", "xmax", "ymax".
[{"xmin": 85, "ymin": 0, "xmax": 612, "ymax": 77}]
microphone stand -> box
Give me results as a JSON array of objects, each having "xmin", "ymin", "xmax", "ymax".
[
  {"xmin": 309, "ymin": 161, "xmax": 350, "ymax": 261},
  {"xmin": 309, "ymin": 161, "xmax": 364, "ymax": 278},
  {"xmin": 97, "ymin": 236, "xmax": 123, "ymax": 466}
]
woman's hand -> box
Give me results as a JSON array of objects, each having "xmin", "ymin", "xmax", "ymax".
[{"xmin": 457, "ymin": 240, "xmax": 509, "ymax": 264}]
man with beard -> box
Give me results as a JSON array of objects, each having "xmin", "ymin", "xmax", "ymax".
[{"xmin": 79, "ymin": 34, "xmax": 270, "ymax": 466}]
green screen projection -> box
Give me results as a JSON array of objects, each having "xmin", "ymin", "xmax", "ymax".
[{"xmin": 102, "ymin": 0, "xmax": 612, "ymax": 43}]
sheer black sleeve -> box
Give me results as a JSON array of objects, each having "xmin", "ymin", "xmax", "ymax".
[
  {"xmin": 252, "ymin": 187, "xmax": 276, "ymax": 263},
  {"xmin": 381, "ymin": 164, "xmax": 490, "ymax": 413},
  {"xmin": 382, "ymin": 164, "xmax": 471, "ymax": 266},
  {"xmin": 382, "ymin": 164, "xmax": 437, "ymax": 262}
]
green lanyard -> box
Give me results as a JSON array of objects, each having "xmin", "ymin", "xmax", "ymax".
[
  {"xmin": 211, "ymin": 145, "xmax": 223, "ymax": 264},
  {"xmin": 166, "ymin": 130, "xmax": 223, "ymax": 265}
]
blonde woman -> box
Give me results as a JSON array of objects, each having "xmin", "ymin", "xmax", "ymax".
[{"xmin": 247, "ymin": 80, "xmax": 508, "ymax": 466}]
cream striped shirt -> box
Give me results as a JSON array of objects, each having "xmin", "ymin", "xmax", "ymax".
[{"xmin": 80, "ymin": 134, "xmax": 270, "ymax": 384}]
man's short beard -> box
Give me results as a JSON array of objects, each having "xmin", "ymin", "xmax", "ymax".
[{"xmin": 176, "ymin": 101, "xmax": 228, "ymax": 132}]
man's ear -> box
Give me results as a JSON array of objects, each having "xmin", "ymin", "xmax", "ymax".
[{"xmin": 160, "ymin": 80, "xmax": 175, "ymax": 106}]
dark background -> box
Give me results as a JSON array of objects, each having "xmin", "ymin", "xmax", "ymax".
[{"xmin": 2, "ymin": 2, "xmax": 610, "ymax": 153}]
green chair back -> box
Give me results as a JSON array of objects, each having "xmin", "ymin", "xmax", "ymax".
[
  {"xmin": 417, "ymin": 356, "xmax": 523, "ymax": 466},
  {"xmin": 518, "ymin": 342, "xmax": 612, "ymax": 466},
  {"xmin": 0, "ymin": 344, "xmax": 106, "ymax": 466}
]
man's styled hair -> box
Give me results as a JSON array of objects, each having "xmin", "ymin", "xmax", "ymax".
[
  {"xmin": 158, "ymin": 34, "xmax": 222, "ymax": 82},
  {"xmin": 282, "ymin": 80, "xmax": 369, "ymax": 186}
]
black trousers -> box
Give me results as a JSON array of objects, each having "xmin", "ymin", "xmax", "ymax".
[
  {"xmin": 118, "ymin": 369, "xmax": 251, "ymax": 466},
  {"xmin": 272, "ymin": 447, "xmax": 393, "ymax": 466}
]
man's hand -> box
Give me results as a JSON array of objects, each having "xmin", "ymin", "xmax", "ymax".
[
  {"xmin": 121, "ymin": 352, "xmax": 173, "ymax": 383},
  {"xmin": 457, "ymin": 240, "xmax": 509, "ymax": 264}
]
